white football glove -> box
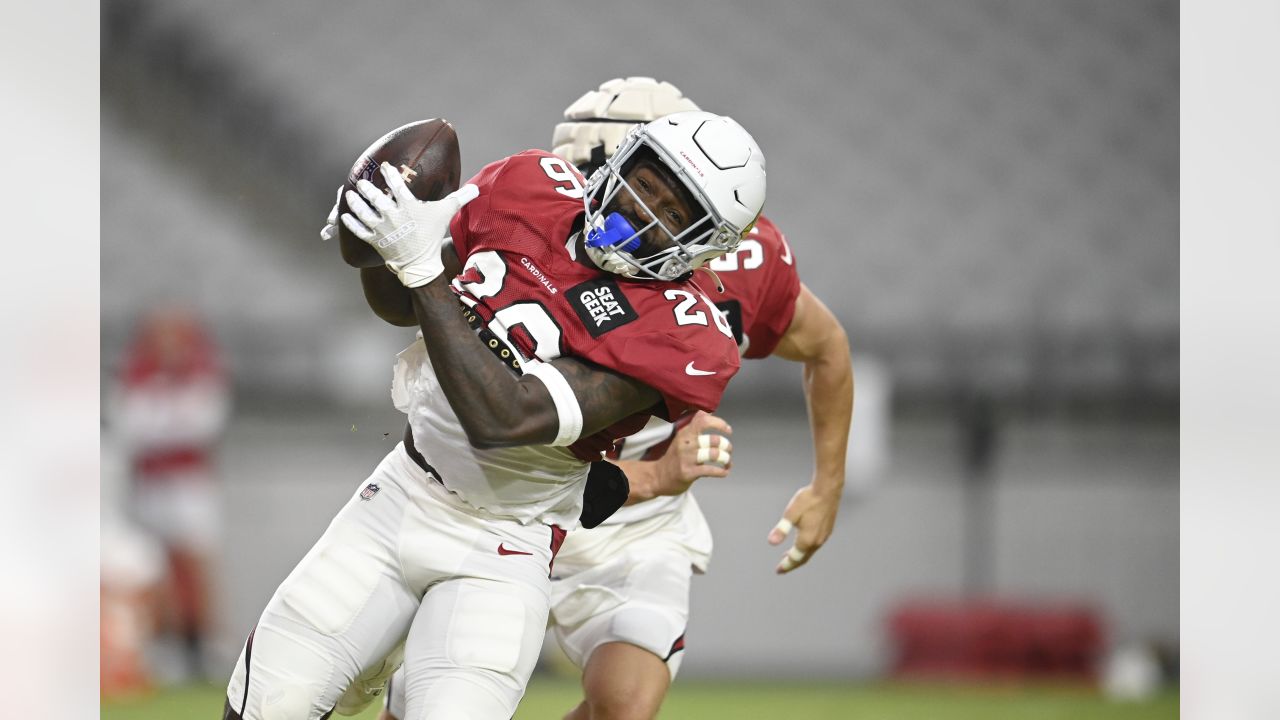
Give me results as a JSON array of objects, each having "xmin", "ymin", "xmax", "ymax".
[
  {"xmin": 319, "ymin": 186, "xmax": 341, "ymax": 242},
  {"xmin": 341, "ymin": 162, "xmax": 479, "ymax": 287}
]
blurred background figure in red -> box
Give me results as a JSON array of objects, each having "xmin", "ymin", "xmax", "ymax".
[
  {"xmin": 107, "ymin": 307, "xmax": 231, "ymax": 682},
  {"xmin": 100, "ymin": 432, "xmax": 165, "ymax": 698}
]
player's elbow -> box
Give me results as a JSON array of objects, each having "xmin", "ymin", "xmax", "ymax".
[
  {"xmin": 804, "ymin": 319, "xmax": 851, "ymax": 368},
  {"xmin": 827, "ymin": 321, "xmax": 851, "ymax": 359}
]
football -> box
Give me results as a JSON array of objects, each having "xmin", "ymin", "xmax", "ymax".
[{"xmin": 337, "ymin": 118, "xmax": 462, "ymax": 268}]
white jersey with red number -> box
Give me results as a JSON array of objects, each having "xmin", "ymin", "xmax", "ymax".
[
  {"xmin": 392, "ymin": 150, "xmax": 741, "ymax": 528},
  {"xmin": 601, "ymin": 214, "xmax": 802, "ymax": 526}
]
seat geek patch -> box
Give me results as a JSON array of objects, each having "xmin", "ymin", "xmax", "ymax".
[{"xmin": 568, "ymin": 278, "xmax": 638, "ymax": 338}]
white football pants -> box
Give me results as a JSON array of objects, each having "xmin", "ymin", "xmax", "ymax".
[{"xmin": 224, "ymin": 444, "xmax": 559, "ymax": 720}]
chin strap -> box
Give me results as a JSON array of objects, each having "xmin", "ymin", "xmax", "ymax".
[
  {"xmin": 697, "ymin": 266, "xmax": 725, "ymax": 293},
  {"xmin": 585, "ymin": 243, "xmax": 639, "ymax": 277}
]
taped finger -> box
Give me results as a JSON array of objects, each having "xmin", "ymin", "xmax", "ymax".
[
  {"xmin": 696, "ymin": 446, "xmax": 731, "ymax": 468},
  {"xmin": 778, "ymin": 546, "xmax": 808, "ymax": 573},
  {"xmin": 772, "ymin": 518, "xmax": 794, "ymax": 537},
  {"xmin": 697, "ymin": 432, "xmax": 730, "ymax": 454},
  {"xmin": 714, "ymin": 447, "xmax": 731, "ymax": 467}
]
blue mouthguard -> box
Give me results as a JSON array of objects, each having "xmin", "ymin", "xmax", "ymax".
[{"xmin": 585, "ymin": 212, "xmax": 641, "ymax": 253}]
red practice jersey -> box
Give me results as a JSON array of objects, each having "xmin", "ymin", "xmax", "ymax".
[
  {"xmin": 703, "ymin": 214, "xmax": 802, "ymax": 359},
  {"xmin": 448, "ymin": 150, "xmax": 742, "ymax": 460}
]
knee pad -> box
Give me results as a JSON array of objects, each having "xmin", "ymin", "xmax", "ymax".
[
  {"xmin": 231, "ymin": 624, "xmax": 341, "ymax": 720},
  {"xmin": 255, "ymin": 683, "xmax": 324, "ymax": 720}
]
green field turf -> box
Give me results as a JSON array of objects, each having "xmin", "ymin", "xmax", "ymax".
[{"xmin": 103, "ymin": 678, "xmax": 1178, "ymax": 719}]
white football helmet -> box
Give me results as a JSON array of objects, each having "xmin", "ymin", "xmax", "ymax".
[
  {"xmin": 552, "ymin": 76, "xmax": 701, "ymax": 173},
  {"xmin": 581, "ymin": 111, "xmax": 767, "ymax": 282}
]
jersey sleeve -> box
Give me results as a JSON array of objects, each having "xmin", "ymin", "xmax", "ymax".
[
  {"xmin": 448, "ymin": 156, "xmax": 510, "ymax": 259},
  {"xmin": 740, "ymin": 219, "xmax": 801, "ymax": 359}
]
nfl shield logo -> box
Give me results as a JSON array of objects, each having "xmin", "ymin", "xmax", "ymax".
[{"xmin": 360, "ymin": 482, "xmax": 381, "ymax": 501}]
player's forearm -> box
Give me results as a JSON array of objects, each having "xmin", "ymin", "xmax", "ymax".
[
  {"xmin": 802, "ymin": 325, "xmax": 853, "ymax": 497},
  {"xmin": 360, "ymin": 243, "xmax": 463, "ymax": 328},
  {"xmin": 409, "ymin": 279, "xmax": 560, "ymax": 448}
]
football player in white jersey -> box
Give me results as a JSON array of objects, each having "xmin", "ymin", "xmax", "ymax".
[
  {"xmin": 380, "ymin": 78, "xmax": 855, "ymax": 720},
  {"xmin": 221, "ymin": 111, "xmax": 766, "ymax": 720}
]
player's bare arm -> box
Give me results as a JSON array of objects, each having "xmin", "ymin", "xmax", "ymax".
[
  {"xmin": 767, "ymin": 282, "xmax": 854, "ymax": 573},
  {"xmin": 358, "ymin": 242, "xmax": 463, "ymax": 327},
  {"xmin": 406, "ymin": 277, "xmax": 661, "ymax": 448},
  {"xmin": 618, "ymin": 411, "xmax": 734, "ymax": 505}
]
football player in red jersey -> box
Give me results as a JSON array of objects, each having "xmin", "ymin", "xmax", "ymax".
[
  {"xmin": 222, "ymin": 111, "xmax": 766, "ymax": 720},
  {"xmin": 381, "ymin": 77, "xmax": 853, "ymax": 720}
]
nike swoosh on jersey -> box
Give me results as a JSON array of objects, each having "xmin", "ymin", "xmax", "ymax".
[
  {"xmin": 685, "ymin": 361, "xmax": 717, "ymax": 376},
  {"xmin": 779, "ymin": 234, "xmax": 794, "ymax": 265},
  {"xmin": 497, "ymin": 543, "xmax": 533, "ymax": 556}
]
